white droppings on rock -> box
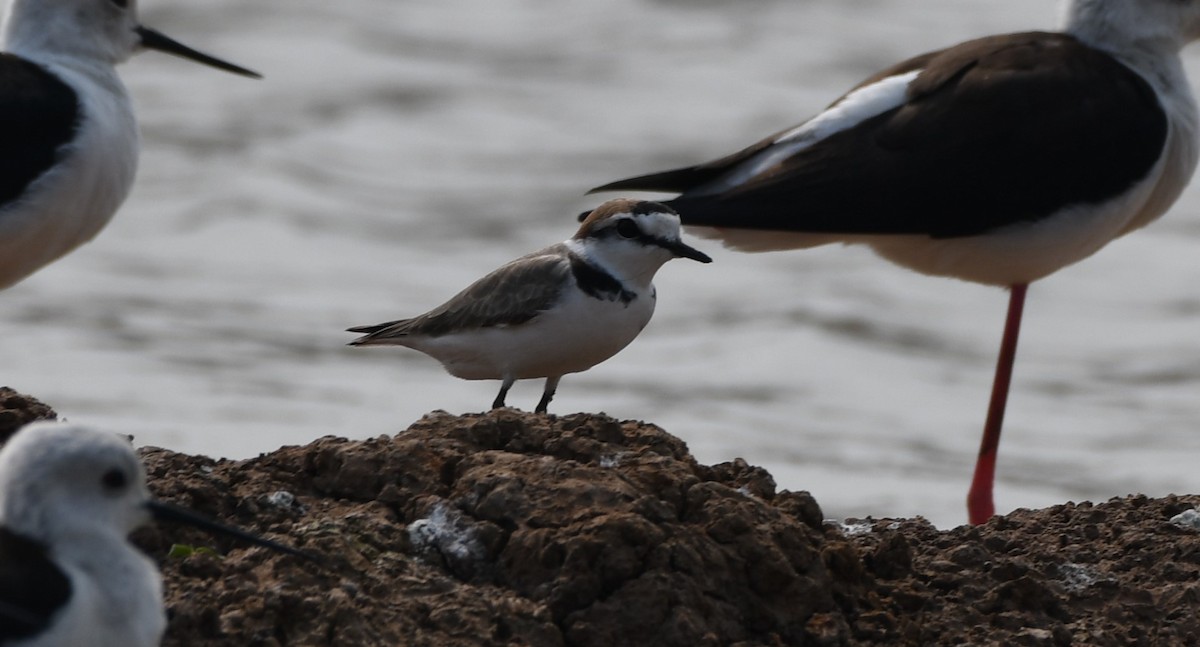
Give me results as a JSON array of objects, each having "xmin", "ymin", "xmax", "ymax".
[
  {"xmin": 408, "ymin": 502, "xmax": 487, "ymax": 567},
  {"xmin": 1170, "ymin": 509, "xmax": 1200, "ymax": 530},
  {"xmin": 832, "ymin": 519, "xmax": 875, "ymax": 536},
  {"xmin": 1057, "ymin": 562, "xmax": 1103, "ymax": 593},
  {"xmin": 267, "ymin": 490, "xmax": 296, "ymax": 509}
]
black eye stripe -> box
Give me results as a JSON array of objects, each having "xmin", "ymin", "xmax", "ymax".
[
  {"xmin": 615, "ymin": 218, "xmax": 640, "ymax": 238},
  {"xmin": 590, "ymin": 226, "xmax": 674, "ymax": 251},
  {"xmin": 584, "ymin": 216, "xmax": 677, "ymax": 251}
]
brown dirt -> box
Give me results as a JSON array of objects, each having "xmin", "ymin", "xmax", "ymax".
[
  {"xmin": 0, "ymin": 386, "xmax": 56, "ymax": 442},
  {"xmin": 6, "ymin": 390, "xmax": 1200, "ymax": 645}
]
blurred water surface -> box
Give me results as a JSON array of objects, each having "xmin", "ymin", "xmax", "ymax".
[{"xmin": 4, "ymin": 0, "xmax": 1199, "ymax": 528}]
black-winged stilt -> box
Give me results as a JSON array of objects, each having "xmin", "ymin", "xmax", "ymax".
[
  {"xmin": 0, "ymin": 422, "xmax": 313, "ymax": 646},
  {"xmin": 589, "ymin": 0, "xmax": 1200, "ymax": 524},
  {"xmin": 0, "ymin": 0, "xmax": 259, "ymax": 291}
]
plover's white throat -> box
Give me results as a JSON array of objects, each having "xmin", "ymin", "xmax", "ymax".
[
  {"xmin": 589, "ymin": 0, "xmax": 1200, "ymax": 524},
  {"xmin": 0, "ymin": 422, "xmax": 312, "ymax": 647},
  {"xmin": 0, "ymin": 0, "xmax": 259, "ymax": 290},
  {"xmin": 347, "ymin": 198, "xmax": 711, "ymax": 414}
]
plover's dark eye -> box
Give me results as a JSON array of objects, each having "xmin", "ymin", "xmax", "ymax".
[
  {"xmin": 101, "ymin": 468, "xmax": 128, "ymax": 491},
  {"xmin": 615, "ymin": 219, "xmax": 640, "ymax": 239}
]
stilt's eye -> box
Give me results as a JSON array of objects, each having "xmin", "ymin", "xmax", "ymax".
[
  {"xmin": 615, "ymin": 219, "xmax": 640, "ymax": 239},
  {"xmin": 101, "ymin": 468, "xmax": 128, "ymax": 491}
]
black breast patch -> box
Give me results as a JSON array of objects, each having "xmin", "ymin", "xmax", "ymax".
[{"xmin": 569, "ymin": 253, "xmax": 636, "ymax": 305}]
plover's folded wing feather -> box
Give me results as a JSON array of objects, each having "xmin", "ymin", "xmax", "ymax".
[
  {"xmin": 597, "ymin": 32, "xmax": 1168, "ymax": 239},
  {"xmin": 0, "ymin": 55, "xmax": 81, "ymax": 209},
  {"xmin": 0, "ymin": 527, "xmax": 72, "ymax": 641},
  {"xmin": 348, "ymin": 248, "xmax": 573, "ymax": 343}
]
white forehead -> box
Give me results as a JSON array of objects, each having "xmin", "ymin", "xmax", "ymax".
[
  {"xmin": 611, "ymin": 208, "xmax": 682, "ymax": 238},
  {"xmin": 578, "ymin": 199, "xmax": 684, "ymax": 240}
]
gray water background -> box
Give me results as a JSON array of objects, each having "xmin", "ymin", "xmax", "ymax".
[{"xmin": 4, "ymin": 0, "xmax": 1199, "ymax": 528}]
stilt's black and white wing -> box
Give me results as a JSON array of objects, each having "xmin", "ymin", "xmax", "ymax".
[
  {"xmin": 0, "ymin": 55, "xmax": 80, "ymax": 210},
  {"xmin": 591, "ymin": 32, "xmax": 1168, "ymax": 239},
  {"xmin": 0, "ymin": 528, "xmax": 71, "ymax": 644}
]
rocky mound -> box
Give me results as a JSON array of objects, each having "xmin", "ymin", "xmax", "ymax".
[
  {"xmin": 0, "ymin": 387, "xmax": 56, "ymax": 441},
  {"xmin": 4, "ymin": 388, "xmax": 1199, "ymax": 645}
]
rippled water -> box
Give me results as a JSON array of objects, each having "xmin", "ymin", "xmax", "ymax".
[{"xmin": 4, "ymin": 0, "xmax": 1199, "ymax": 528}]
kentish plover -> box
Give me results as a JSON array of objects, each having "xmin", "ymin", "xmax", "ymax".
[
  {"xmin": 589, "ymin": 0, "xmax": 1200, "ymax": 524},
  {"xmin": 348, "ymin": 198, "xmax": 711, "ymax": 413},
  {"xmin": 0, "ymin": 0, "xmax": 259, "ymax": 290}
]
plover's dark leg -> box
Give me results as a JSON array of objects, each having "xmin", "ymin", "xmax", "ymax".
[
  {"xmin": 535, "ymin": 376, "xmax": 561, "ymax": 414},
  {"xmin": 492, "ymin": 376, "xmax": 515, "ymax": 410}
]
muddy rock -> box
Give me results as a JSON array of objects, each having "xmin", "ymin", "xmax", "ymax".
[
  {"xmin": 137, "ymin": 410, "xmax": 836, "ymax": 646},
  {"xmin": 0, "ymin": 386, "xmax": 56, "ymax": 442},
  {"xmin": 3, "ymin": 391, "xmax": 1200, "ymax": 645}
]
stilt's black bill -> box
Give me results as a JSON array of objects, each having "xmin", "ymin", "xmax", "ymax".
[
  {"xmin": 136, "ymin": 27, "xmax": 262, "ymax": 79},
  {"xmin": 145, "ymin": 500, "xmax": 319, "ymax": 564}
]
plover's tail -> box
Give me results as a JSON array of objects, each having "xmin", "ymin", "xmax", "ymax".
[{"xmin": 346, "ymin": 320, "xmax": 412, "ymax": 346}]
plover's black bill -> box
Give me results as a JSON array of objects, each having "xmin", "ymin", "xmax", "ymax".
[
  {"xmin": 665, "ymin": 240, "xmax": 712, "ymax": 263},
  {"xmin": 145, "ymin": 500, "xmax": 319, "ymax": 564},
  {"xmin": 135, "ymin": 27, "xmax": 262, "ymax": 79}
]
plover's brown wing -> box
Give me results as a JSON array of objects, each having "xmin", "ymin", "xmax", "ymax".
[{"xmin": 347, "ymin": 247, "xmax": 573, "ymax": 344}]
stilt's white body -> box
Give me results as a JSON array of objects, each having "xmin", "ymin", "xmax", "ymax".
[{"xmin": 11, "ymin": 543, "xmax": 163, "ymax": 647}]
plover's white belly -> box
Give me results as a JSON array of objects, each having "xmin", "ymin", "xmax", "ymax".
[{"xmin": 414, "ymin": 287, "xmax": 657, "ymax": 381}]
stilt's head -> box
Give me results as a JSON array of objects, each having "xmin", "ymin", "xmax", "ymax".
[
  {"xmin": 0, "ymin": 422, "xmax": 314, "ymax": 561},
  {"xmin": 1064, "ymin": 0, "xmax": 1200, "ymax": 50},
  {"xmin": 0, "ymin": 422, "xmax": 153, "ymax": 543},
  {"xmin": 2, "ymin": 0, "xmax": 259, "ymax": 77},
  {"xmin": 573, "ymin": 199, "xmax": 711, "ymax": 282}
]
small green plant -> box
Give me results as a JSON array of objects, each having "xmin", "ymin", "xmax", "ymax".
[{"xmin": 167, "ymin": 543, "xmax": 221, "ymax": 559}]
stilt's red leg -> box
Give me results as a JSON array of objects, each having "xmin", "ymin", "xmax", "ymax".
[{"xmin": 967, "ymin": 283, "xmax": 1028, "ymax": 525}]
